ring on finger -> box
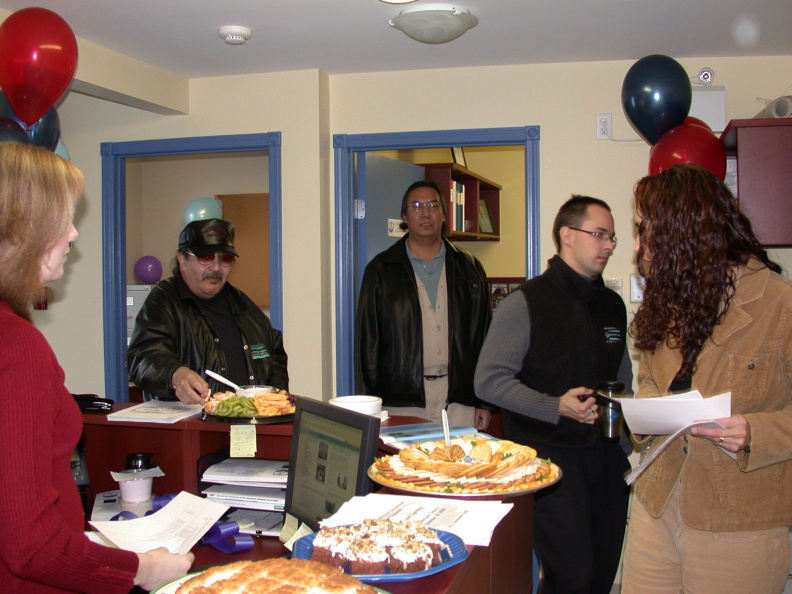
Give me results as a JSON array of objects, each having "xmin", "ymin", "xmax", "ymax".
[{"xmin": 718, "ymin": 436, "xmax": 725, "ymax": 445}]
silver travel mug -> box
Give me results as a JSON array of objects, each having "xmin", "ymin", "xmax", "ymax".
[{"xmin": 596, "ymin": 381, "xmax": 625, "ymax": 442}]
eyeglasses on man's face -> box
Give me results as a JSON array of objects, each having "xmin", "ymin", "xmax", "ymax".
[
  {"xmin": 407, "ymin": 200, "xmax": 442, "ymax": 213},
  {"xmin": 185, "ymin": 251, "xmax": 237, "ymax": 266},
  {"xmin": 567, "ymin": 227, "xmax": 618, "ymax": 248}
]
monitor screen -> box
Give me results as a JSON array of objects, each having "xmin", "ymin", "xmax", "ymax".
[{"xmin": 285, "ymin": 397, "xmax": 381, "ymax": 531}]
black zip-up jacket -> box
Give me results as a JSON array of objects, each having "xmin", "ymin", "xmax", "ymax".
[
  {"xmin": 506, "ymin": 255, "xmax": 627, "ymax": 447},
  {"xmin": 355, "ymin": 236, "xmax": 491, "ymax": 408},
  {"xmin": 127, "ymin": 275, "xmax": 288, "ymax": 400}
]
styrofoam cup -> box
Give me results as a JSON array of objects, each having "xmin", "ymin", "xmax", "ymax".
[
  {"xmin": 118, "ymin": 476, "xmax": 153, "ymax": 502},
  {"xmin": 329, "ymin": 395, "xmax": 382, "ymax": 416}
]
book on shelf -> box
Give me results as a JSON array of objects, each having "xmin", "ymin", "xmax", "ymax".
[
  {"xmin": 106, "ymin": 401, "xmax": 204, "ymax": 424},
  {"xmin": 202, "ymin": 484, "xmax": 286, "ymax": 511},
  {"xmin": 449, "ymin": 180, "xmax": 457, "ymax": 231},
  {"xmin": 379, "ymin": 422, "xmax": 494, "ymax": 450},
  {"xmin": 202, "ymin": 458, "xmax": 289, "ymax": 487},
  {"xmin": 456, "ymin": 181, "xmax": 464, "ymax": 231}
]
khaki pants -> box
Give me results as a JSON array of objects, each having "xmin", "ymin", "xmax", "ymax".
[{"xmin": 622, "ymin": 484, "xmax": 790, "ymax": 593}]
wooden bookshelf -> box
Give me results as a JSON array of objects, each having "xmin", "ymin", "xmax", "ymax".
[{"xmin": 422, "ymin": 163, "xmax": 501, "ymax": 242}]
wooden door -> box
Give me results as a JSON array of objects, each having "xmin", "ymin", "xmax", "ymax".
[{"xmin": 217, "ymin": 193, "xmax": 270, "ymax": 308}]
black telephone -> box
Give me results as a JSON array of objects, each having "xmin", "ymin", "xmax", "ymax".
[{"xmin": 71, "ymin": 442, "xmax": 89, "ymax": 487}]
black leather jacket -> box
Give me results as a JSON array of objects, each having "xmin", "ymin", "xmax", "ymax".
[
  {"xmin": 355, "ymin": 236, "xmax": 491, "ymax": 408},
  {"xmin": 127, "ymin": 275, "xmax": 288, "ymax": 400}
]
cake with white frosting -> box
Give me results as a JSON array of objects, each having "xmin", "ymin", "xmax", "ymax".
[{"xmin": 310, "ymin": 519, "xmax": 447, "ymax": 575}]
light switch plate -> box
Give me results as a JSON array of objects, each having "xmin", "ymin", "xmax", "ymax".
[
  {"xmin": 630, "ymin": 274, "xmax": 646, "ymax": 303},
  {"xmin": 604, "ymin": 277, "xmax": 622, "ymax": 295},
  {"xmin": 388, "ymin": 218, "xmax": 406, "ymax": 237}
]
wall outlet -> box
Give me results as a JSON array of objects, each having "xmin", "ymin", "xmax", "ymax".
[
  {"xmin": 630, "ymin": 274, "xmax": 646, "ymax": 303},
  {"xmin": 596, "ymin": 113, "xmax": 612, "ymax": 140}
]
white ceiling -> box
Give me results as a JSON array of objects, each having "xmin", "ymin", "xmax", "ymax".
[{"xmin": 0, "ymin": 0, "xmax": 789, "ymax": 79}]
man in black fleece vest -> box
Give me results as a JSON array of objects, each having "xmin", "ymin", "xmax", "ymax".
[{"xmin": 475, "ymin": 195, "xmax": 632, "ymax": 594}]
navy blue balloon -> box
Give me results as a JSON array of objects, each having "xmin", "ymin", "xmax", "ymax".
[
  {"xmin": 0, "ymin": 91, "xmax": 60, "ymax": 151},
  {"xmin": 0, "ymin": 117, "xmax": 32, "ymax": 144},
  {"xmin": 622, "ymin": 55, "xmax": 692, "ymax": 145}
]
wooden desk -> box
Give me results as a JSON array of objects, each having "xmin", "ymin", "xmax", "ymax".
[{"xmin": 81, "ymin": 405, "xmax": 533, "ymax": 593}]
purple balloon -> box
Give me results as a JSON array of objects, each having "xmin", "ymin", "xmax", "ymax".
[{"xmin": 134, "ymin": 256, "xmax": 162, "ymax": 285}]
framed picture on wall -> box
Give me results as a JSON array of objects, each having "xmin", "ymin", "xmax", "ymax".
[
  {"xmin": 451, "ymin": 147, "xmax": 467, "ymax": 168},
  {"xmin": 488, "ymin": 277, "xmax": 527, "ymax": 311}
]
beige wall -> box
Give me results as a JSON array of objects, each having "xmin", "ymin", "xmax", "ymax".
[
  {"xmin": 32, "ymin": 55, "xmax": 792, "ymax": 401},
  {"xmin": 125, "ymin": 152, "xmax": 270, "ymax": 285}
]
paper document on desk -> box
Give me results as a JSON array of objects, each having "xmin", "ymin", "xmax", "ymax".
[
  {"xmin": 90, "ymin": 491, "xmax": 228, "ymax": 554},
  {"xmin": 106, "ymin": 401, "xmax": 204, "ymax": 423},
  {"xmin": 320, "ymin": 493, "xmax": 512, "ymax": 547}
]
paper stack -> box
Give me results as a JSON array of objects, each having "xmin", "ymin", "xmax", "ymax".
[
  {"xmin": 106, "ymin": 401, "xmax": 204, "ymax": 424},
  {"xmin": 380, "ymin": 422, "xmax": 492, "ymax": 450},
  {"xmin": 201, "ymin": 458, "xmax": 289, "ymax": 536}
]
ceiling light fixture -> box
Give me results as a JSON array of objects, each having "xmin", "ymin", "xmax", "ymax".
[
  {"xmin": 390, "ymin": 4, "xmax": 478, "ymax": 44},
  {"xmin": 218, "ymin": 25, "xmax": 252, "ymax": 46},
  {"xmin": 379, "ymin": 0, "xmax": 418, "ymax": 3}
]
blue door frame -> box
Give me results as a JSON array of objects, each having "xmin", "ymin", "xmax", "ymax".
[
  {"xmin": 101, "ymin": 132, "xmax": 283, "ymax": 402},
  {"xmin": 333, "ymin": 126, "xmax": 541, "ymax": 397}
]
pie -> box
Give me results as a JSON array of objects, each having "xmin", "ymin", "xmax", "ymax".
[{"xmin": 175, "ymin": 558, "xmax": 376, "ymax": 593}]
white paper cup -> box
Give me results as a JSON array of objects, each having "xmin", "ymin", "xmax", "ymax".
[
  {"xmin": 329, "ymin": 395, "xmax": 382, "ymax": 416},
  {"xmin": 120, "ymin": 497, "xmax": 154, "ymax": 514},
  {"xmin": 118, "ymin": 475, "xmax": 153, "ymax": 502}
]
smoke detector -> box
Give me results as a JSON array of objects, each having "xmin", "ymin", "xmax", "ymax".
[{"xmin": 219, "ymin": 26, "xmax": 252, "ymax": 45}]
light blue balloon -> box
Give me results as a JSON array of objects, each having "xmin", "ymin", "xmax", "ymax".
[
  {"xmin": 54, "ymin": 139, "xmax": 71, "ymax": 160},
  {"xmin": 184, "ymin": 197, "xmax": 223, "ymax": 224}
]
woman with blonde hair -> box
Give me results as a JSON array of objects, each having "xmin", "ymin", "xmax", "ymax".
[
  {"xmin": 622, "ymin": 163, "xmax": 792, "ymax": 593},
  {"xmin": 0, "ymin": 143, "xmax": 194, "ymax": 592}
]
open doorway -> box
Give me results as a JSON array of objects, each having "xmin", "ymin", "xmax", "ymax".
[
  {"xmin": 101, "ymin": 132, "xmax": 283, "ymax": 402},
  {"xmin": 333, "ymin": 126, "xmax": 541, "ymax": 396}
]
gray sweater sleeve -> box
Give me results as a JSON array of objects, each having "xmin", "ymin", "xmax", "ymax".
[{"xmin": 473, "ymin": 290, "xmax": 562, "ymax": 424}]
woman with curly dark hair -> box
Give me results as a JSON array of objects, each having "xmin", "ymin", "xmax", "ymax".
[{"xmin": 621, "ymin": 164, "xmax": 792, "ymax": 593}]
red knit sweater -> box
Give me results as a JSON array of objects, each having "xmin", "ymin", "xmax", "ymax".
[{"xmin": 0, "ymin": 302, "xmax": 139, "ymax": 593}]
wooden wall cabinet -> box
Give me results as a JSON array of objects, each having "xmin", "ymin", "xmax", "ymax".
[
  {"xmin": 720, "ymin": 119, "xmax": 792, "ymax": 247},
  {"xmin": 422, "ymin": 163, "xmax": 501, "ymax": 242}
]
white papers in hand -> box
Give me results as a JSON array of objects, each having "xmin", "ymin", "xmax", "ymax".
[
  {"xmin": 89, "ymin": 491, "xmax": 228, "ymax": 555},
  {"xmin": 624, "ymin": 420, "xmax": 728, "ymax": 486},
  {"xmin": 614, "ymin": 390, "xmax": 731, "ymax": 435},
  {"xmin": 619, "ymin": 390, "xmax": 733, "ymax": 486}
]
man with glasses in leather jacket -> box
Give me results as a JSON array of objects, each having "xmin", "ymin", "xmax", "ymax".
[
  {"xmin": 127, "ymin": 218, "xmax": 288, "ymax": 403},
  {"xmin": 355, "ymin": 180, "xmax": 492, "ymax": 430}
]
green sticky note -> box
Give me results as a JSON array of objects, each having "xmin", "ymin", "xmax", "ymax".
[{"xmin": 230, "ymin": 425, "xmax": 257, "ymax": 457}]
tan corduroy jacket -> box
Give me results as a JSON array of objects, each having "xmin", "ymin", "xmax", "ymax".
[{"xmin": 634, "ymin": 259, "xmax": 792, "ymax": 531}]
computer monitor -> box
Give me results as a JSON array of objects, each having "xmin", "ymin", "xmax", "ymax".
[{"xmin": 285, "ymin": 397, "xmax": 381, "ymax": 531}]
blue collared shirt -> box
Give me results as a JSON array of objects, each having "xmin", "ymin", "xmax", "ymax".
[{"xmin": 406, "ymin": 241, "xmax": 446, "ymax": 309}]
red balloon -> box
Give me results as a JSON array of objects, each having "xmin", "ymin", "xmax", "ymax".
[
  {"xmin": 0, "ymin": 8, "xmax": 78, "ymax": 125},
  {"xmin": 683, "ymin": 116, "xmax": 712, "ymax": 131},
  {"xmin": 649, "ymin": 123, "xmax": 727, "ymax": 180}
]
